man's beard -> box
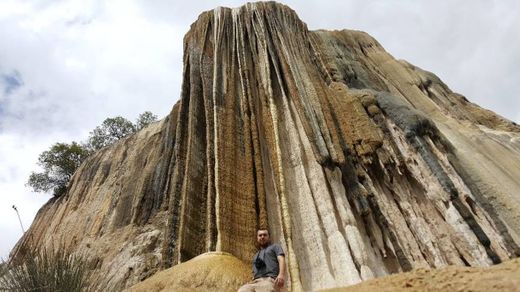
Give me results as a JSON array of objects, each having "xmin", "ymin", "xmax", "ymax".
[{"xmin": 259, "ymin": 240, "xmax": 270, "ymax": 248}]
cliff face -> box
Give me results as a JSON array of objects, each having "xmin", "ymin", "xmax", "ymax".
[{"xmin": 13, "ymin": 2, "xmax": 520, "ymax": 291}]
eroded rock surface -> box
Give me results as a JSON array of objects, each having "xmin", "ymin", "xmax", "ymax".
[
  {"xmin": 127, "ymin": 252, "xmax": 250, "ymax": 292},
  {"xmin": 12, "ymin": 2, "xmax": 520, "ymax": 291}
]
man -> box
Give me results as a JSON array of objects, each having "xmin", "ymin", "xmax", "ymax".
[{"xmin": 238, "ymin": 229, "xmax": 287, "ymax": 292}]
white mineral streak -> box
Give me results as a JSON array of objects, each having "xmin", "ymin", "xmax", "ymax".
[
  {"xmin": 445, "ymin": 203, "xmax": 492, "ymax": 266},
  {"xmin": 267, "ymin": 54, "xmax": 303, "ymax": 292},
  {"xmin": 292, "ymin": 96, "xmax": 361, "ymax": 287},
  {"xmin": 425, "ymin": 136, "xmax": 511, "ymax": 260},
  {"xmin": 384, "ymin": 119, "xmax": 492, "ymax": 267},
  {"xmin": 274, "ymin": 24, "xmax": 331, "ymax": 162},
  {"xmin": 277, "ymin": 95, "xmax": 335, "ymax": 290},
  {"xmin": 323, "ymin": 167, "xmax": 376, "ymax": 280},
  {"xmin": 213, "ymin": 7, "xmax": 223, "ymax": 251}
]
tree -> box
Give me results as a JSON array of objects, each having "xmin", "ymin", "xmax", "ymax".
[
  {"xmin": 28, "ymin": 112, "xmax": 157, "ymax": 197},
  {"xmin": 135, "ymin": 111, "xmax": 158, "ymax": 130},
  {"xmin": 27, "ymin": 142, "xmax": 90, "ymax": 197},
  {"xmin": 86, "ymin": 116, "xmax": 136, "ymax": 151}
]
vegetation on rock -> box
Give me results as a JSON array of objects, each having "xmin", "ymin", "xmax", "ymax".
[
  {"xmin": 27, "ymin": 111, "xmax": 157, "ymax": 197},
  {"xmin": 85, "ymin": 116, "xmax": 136, "ymax": 152},
  {"xmin": 135, "ymin": 111, "xmax": 159, "ymax": 131},
  {"xmin": 27, "ymin": 142, "xmax": 90, "ymax": 197}
]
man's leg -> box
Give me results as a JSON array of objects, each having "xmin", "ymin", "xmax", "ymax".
[
  {"xmin": 237, "ymin": 277, "xmax": 279, "ymax": 292},
  {"xmin": 237, "ymin": 281, "xmax": 256, "ymax": 292},
  {"xmin": 249, "ymin": 277, "xmax": 279, "ymax": 292}
]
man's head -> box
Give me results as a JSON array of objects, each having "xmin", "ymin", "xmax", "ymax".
[{"xmin": 256, "ymin": 229, "xmax": 271, "ymax": 248}]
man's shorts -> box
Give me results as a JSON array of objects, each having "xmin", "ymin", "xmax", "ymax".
[{"xmin": 237, "ymin": 277, "xmax": 288, "ymax": 292}]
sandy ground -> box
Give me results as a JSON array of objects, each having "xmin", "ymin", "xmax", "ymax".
[{"xmin": 322, "ymin": 258, "xmax": 520, "ymax": 292}]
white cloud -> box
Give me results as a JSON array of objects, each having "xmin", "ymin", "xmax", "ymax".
[
  {"xmin": 0, "ymin": 133, "xmax": 53, "ymax": 258},
  {"xmin": 0, "ymin": 0, "xmax": 518, "ymax": 259},
  {"xmin": 0, "ymin": 0, "xmax": 183, "ymax": 258},
  {"xmin": 0, "ymin": 0, "xmax": 183, "ymax": 135}
]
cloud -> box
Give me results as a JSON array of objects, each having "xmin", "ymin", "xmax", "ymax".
[
  {"xmin": 0, "ymin": 0, "xmax": 183, "ymax": 258},
  {"xmin": 0, "ymin": 133, "xmax": 53, "ymax": 258},
  {"xmin": 0, "ymin": 0, "xmax": 183, "ymax": 136}
]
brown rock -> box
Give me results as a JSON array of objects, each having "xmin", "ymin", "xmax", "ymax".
[
  {"xmin": 127, "ymin": 252, "xmax": 250, "ymax": 292},
  {"xmin": 367, "ymin": 104, "xmax": 381, "ymax": 117}
]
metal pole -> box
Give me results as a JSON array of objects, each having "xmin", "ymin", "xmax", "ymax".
[{"xmin": 12, "ymin": 205, "xmax": 25, "ymax": 233}]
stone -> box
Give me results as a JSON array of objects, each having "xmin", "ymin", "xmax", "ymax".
[{"xmin": 127, "ymin": 252, "xmax": 250, "ymax": 292}]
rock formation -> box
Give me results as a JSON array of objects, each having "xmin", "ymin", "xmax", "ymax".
[
  {"xmin": 12, "ymin": 2, "xmax": 520, "ymax": 291},
  {"xmin": 128, "ymin": 252, "xmax": 251, "ymax": 292}
]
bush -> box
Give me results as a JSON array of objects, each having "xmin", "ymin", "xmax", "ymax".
[{"xmin": 0, "ymin": 246, "xmax": 92, "ymax": 292}]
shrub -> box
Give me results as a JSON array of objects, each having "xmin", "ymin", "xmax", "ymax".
[{"xmin": 0, "ymin": 245, "xmax": 92, "ymax": 292}]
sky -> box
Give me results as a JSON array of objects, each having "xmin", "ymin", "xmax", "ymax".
[{"xmin": 0, "ymin": 0, "xmax": 519, "ymax": 259}]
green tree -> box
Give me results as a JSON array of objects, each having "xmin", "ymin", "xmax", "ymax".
[
  {"xmin": 28, "ymin": 112, "xmax": 157, "ymax": 197},
  {"xmin": 135, "ymin": 111, "xmax": 158, "ymax": 130},
  {"xmin": 86, "ymin": 116, "xmax": 136, "ymax": 151},
  {"xmin": 27, "ymin": 142, "xmax": 89, "ymax": 197}
]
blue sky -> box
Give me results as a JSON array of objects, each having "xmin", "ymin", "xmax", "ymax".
[
  {"xmin": 1, "ymin": 0, "xmax": 519, "ymax": 259},
  {"xmin": 2, "ymin": 71, "xmax": 23, "ymax": 95}
]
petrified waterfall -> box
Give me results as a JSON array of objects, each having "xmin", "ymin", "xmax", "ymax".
[{"xmin": 13, "ymin": 2, "xmax": 520, "ymax": 291}]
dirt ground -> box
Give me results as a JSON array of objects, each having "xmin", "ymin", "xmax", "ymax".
[{"xmin": 322, "ymin": 258, "xmax": 520, "ymax": 292}]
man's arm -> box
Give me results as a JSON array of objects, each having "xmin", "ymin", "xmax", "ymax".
[{"xmin": 275, "ymin": 255, "xmax": 286, "ymax": 287}]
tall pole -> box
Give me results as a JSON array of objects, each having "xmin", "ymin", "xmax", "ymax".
[{"xmin": 12, "ymin": 205, "xmax": 25, "ymax": 233}]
